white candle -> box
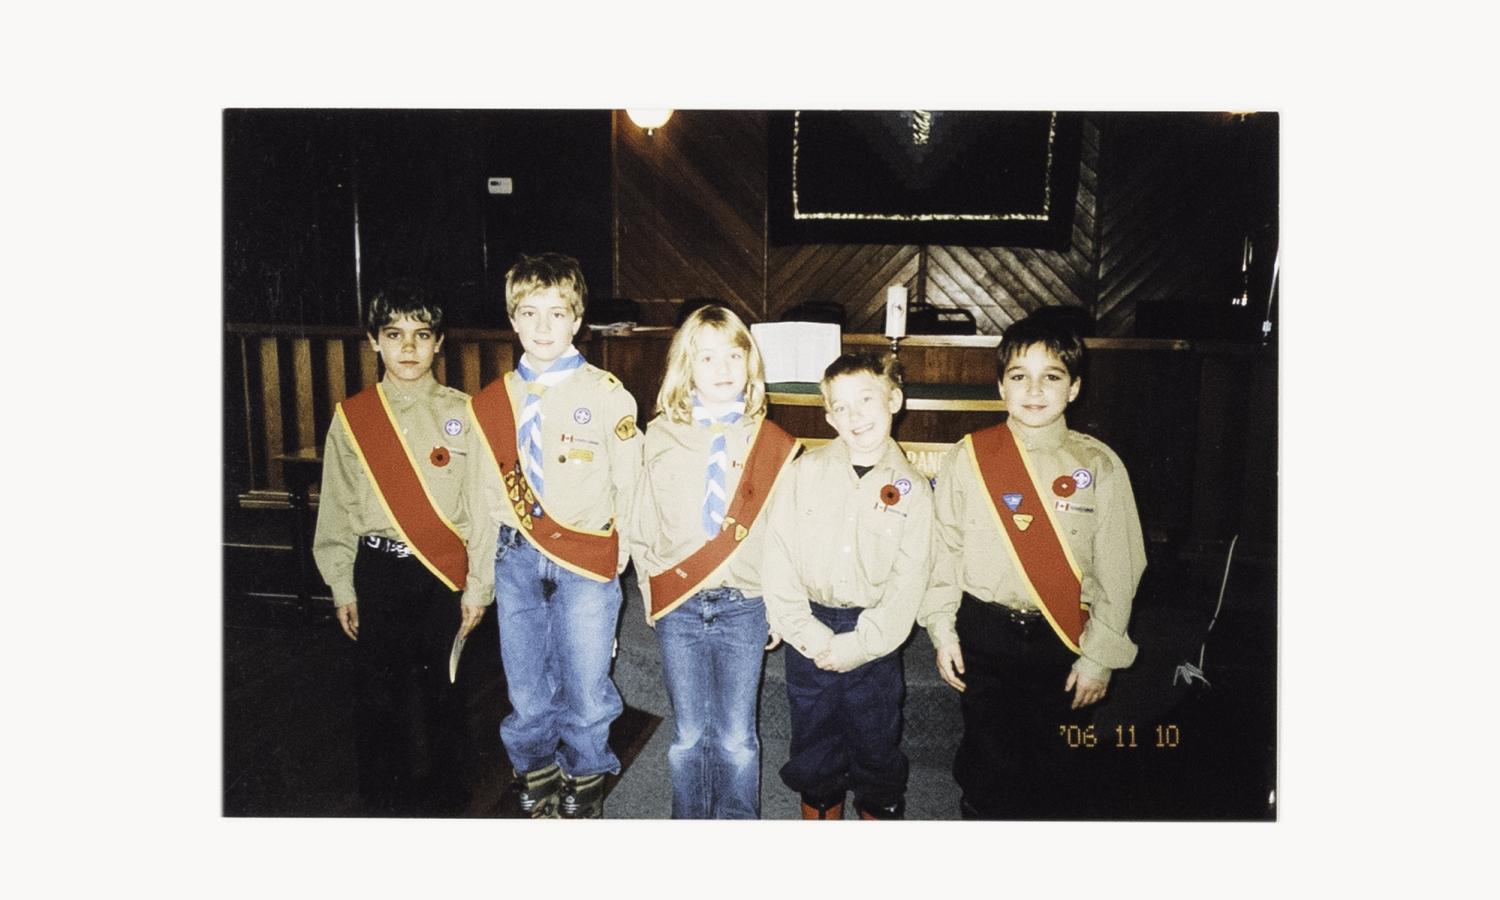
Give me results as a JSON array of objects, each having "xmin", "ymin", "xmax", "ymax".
[{"xmin": 885, "ymin": 285, "xmax": 907, "ymax": 339}]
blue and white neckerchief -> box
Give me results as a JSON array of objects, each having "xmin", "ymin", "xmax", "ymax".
[
  {"xmin": 693, "ymin": 393, "xmax": 744, "ymax": 537},
  {"xmin": 515, "ymin": 348, "xmax": 585, "ymax": 500}
]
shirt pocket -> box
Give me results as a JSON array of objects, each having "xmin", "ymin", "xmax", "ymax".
[{"xmin": 856, "ymin": 505, "xmax": 906, "ymax": 588}]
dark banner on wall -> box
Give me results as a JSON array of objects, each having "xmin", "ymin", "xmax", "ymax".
[{"xmin": 768, "ymin": 110, "xmax": 1082, "ymax": 250}]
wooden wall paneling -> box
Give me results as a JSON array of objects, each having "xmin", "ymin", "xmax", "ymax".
[
  {"xmin": 615, "ymin": 110, "xmax": 769, "ymax": 323},
  {"xmin": 841, "ymin": 249, "xmax": 920, "ymax": 332},
  {"xmin": 925, "ymin": 248, "xmax": 1016, "ymax": 332},
  {"xmin": 960, "ymin": 247, "xmax": 1040, "ymax": 324}
]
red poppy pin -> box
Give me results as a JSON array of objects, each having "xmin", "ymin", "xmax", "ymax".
[
  {"xmin": 1052, "ymin": 475, "xmax": 1076, "ymax": 497},
  {"xmin": 430, "ymin": 446, "xmax": 451, "ymax": 468},
  {"xmin": 880, "ymin": 483, "xmax": 901, "ymax": 506}
]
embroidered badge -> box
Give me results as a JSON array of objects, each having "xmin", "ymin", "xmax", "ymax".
[
  {"xmin": 1055, "ymin": 500, "xmax": 1096, "ymax": 514},
  {"xmin": 1002, "ymin": 492, "xmax": 1024, "ymax": 512},
  {"xmin": 895, "ymin": 478, "xmax": 912, "ymax": 496},
  {"xmin": 1072, "ymin": 467, "xmax": 1093, "ymax": 490},
  {"xmin": 503, "ymin": 467, "xmax": 540, "ymax": 531},
  {"xmin": 614, "ymin": 415, "xmax": 637, "ymax": 440},
  {"xmin": 567, "ymin": 449, "xmax": 594, "ymax": 463},
  {"xmin": 429, "ymin": 446, "xmax": 450, "ymax": 467},
  {"xmin": 880, "ymin": 484, "xmax": 901, "ymax": 506},
  {"xmin": 1013, "ymin": 514, "xmax": 1034, "ymax": 531},
  {"xmin": 1052, "ymin": 475, "xmax": 1077, "ymax": 498},
  {"xmin": 573, "ymin": 407, "xmax": 592, "ymax": 425},
  {"xmin": 444, "ymin": 418, "xmax": 463, "ymax": 436},
  {"xmin": 734, "ymin": 523, "xmax": 749, "ymax": 542}
]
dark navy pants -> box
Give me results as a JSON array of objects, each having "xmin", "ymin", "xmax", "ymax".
[
  {"xmin": 952, "ymin": 594, "xmax": 1098, "ymax": 819},
  {"xmin": 350, "ymin": 541, "xmax": 468, "ymax": 816},
  {"xmin": 779, "ymin": 604, "xmax": 908, "ymax": 808}
]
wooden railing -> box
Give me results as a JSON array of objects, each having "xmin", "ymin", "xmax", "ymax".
[
  {"xmin": 226, "ymin": 323, "xmax": 522, "ymax": 503},
  {"xmin": 227, "ymin": 323, "xmax": 1272, "ymax": 556}
]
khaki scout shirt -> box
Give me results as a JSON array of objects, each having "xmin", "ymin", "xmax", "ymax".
[
  {"xmin": 762, "ymin": 437, "xmax": 934, "ymax": 673},
  {"xmin": 312, "ymin": 374, "xmax": 472, "ymax": 608},
  {"xmin": 918, "ymin": 416, "xmax": 1146, "ymax": 684},
  {"xmin": 462, "ymin": 361, "xmax": 642, "ymax": 606},
  {"xmin": 630, "ymin": 414, "xmax": 791, "ymax": 621}
]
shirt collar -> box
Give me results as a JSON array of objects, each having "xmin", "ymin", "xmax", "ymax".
[
  {"xmin": 828, "ymin": 435, "xmax": 904, "ymax": 473},
  {"xmin": 518, "ymin": 347, "xmax": 583, "ymax": 379},
  {"xmin": 380, "ymin": 372, "xmax": 439, "ymax": 404},
  {"xmin": 1005, "ymin": 414, "xmax": 1068, "ymax": 451}
]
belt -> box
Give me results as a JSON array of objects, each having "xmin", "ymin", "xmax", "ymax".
[
  {"xmin": 962, "ymin": 592, "xmax": 1044, "ymax": 636},
  {"xmin": 362, "ymin": 535, "xmax": 413, "ymax": 558}
]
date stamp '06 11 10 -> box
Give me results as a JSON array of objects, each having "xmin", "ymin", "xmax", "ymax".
[{"xmin": 1058, "ymin": 724, "xmax": 1181, "ymax": 749}]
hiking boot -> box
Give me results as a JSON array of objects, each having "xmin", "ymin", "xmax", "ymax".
[
  {"xmin": 513, "ymin": 764, "xmax": 562, "ymax": 819},
  {"xmin": 559, "ymin": 772, "xmax": 606, "ymax": 819}
]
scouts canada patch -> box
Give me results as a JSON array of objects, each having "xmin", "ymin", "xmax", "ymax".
[
  {"xmin": 573, "ymin": 407, "xmax": 592, "ymax": 425},
  {"xmin": 1052, "ymin": 475, "xmax": 1077, "ymax": 497},
  {"xmin": 444, "ymin": 418, "xmax": 463, "ymax": 436},
  {"xmin": 880, "ymin": 484, "xmax": 901, "ymax": 506},
  {"xmin": 1072, "ymin": 467, "xmax": 1093, "ymax": 490},
  {"xmin": 1002, "ymin": 492, "xmax": 1024, "ymax": 512},
  {"xmin": 894, "ymin": 478, "xmax": 912, "ymax": 496},
  {"xmin": 430, "ymin": 446, "xmax": 450, "ymax": 467},
  {"xmin": 614, "ymin": 415, "xmax": 637, "ymax": 440}
]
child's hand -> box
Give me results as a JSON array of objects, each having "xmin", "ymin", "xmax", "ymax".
[
  {"xmin": 765, "ymin": 631, "xmax": 782, "ymax": 651},
  {"xmin": 336, "ymin": 602, "xmax": 359, "ymax": 641},
  {"xmin": 814, "ymin": 649, "xmax": 840, "ymax": 671},
  {"xmin": 1064, "ymin": 670, "xmax": 1107, "ymax": 709},
  {"xmin": 458, "ymin": 603, "xmax": 486, "ymax": 639},
  {"xmin": 935, "ymin": 642, "xmax": 966, "ymax": 692}
]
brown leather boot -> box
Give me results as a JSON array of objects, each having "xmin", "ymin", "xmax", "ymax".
[{"xmin": 799, "ymin": 791, "xmax": 846, "ymax": 820}]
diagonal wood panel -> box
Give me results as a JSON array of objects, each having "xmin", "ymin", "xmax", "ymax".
[{"xmin": 615, "ymin": 111, "xmax": 1270, "ymax": 339}]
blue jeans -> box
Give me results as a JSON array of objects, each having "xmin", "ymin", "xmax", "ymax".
[
  {"xmin": 493, "ymin": 525, "xmax": 624, "ymax": 777},
  {"xmin": 655, "ymin": 587, "xmax": 768, "ymax": 819}
]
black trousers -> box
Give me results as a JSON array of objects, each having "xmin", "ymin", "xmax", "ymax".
[
  {"xmin": 952, "ymin": 594, "xmax": 1100, "ymax": 819},
  {"xmin": 351, "ymin": 541, "xmax": 468, "ymax": 816},
  {"xmin": 779, "ymin": 604, "xmax": 908, "ymax": 808}
]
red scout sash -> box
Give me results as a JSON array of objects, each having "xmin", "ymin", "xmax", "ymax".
[
  {"xmin": 647, "ymin": 420, "xmax": 799, "ymax": 622},
  {"xmin": 469, "ymin": 376, "xmax": 619, "ymax": 582},
  {"xmin": 336, "ymin": 384, "xmax": 468, "ymax": 591},
  {"xmin": 966, "ymin": 422, "xmax": 1088, "ymax": 652}
]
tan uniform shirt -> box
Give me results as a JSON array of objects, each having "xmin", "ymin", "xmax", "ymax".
[
  {"xmin": 918, "ymin": 417, "xmax": 1146, "ymax": 684},
  {"xmin": 462, "ymin": 362, "xmax": 642, "ymax": 606},
  {"xmin": 762, "ymin": 437, "xmax": 935, "ymax": 673},
  {"xmin": 630, "ymin": 414, "xmax": 791, "ymax": 620},
  {"xmin": 312, "ymin": 374, "xmax": 472, "ymax": 608}
]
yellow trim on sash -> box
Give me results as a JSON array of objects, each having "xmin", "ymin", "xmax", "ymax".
[
  {"xmin": 963, "ymin": 434, "xmax": 1083, "ymax": 655},
  {"xmin": 336, "ymin": 384, "xmax": 464, "ymax": 591},
  {"xmin": 467, "ymin": 394, "xmax": 616, "ymax": 584}
]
